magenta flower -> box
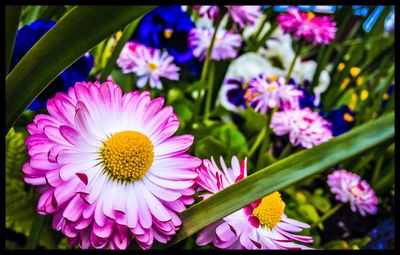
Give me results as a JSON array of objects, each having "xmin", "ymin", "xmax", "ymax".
[
  {"xmin": 117, "ymin": 42, "xmax": 179, "ymax": 89},
  {"xmin": 278, "ymin": 7, "xmax": 336, "ymax": 45},
  {"xmin": 244, "ymin": 75, "xmax": 303, "ymax": 114},
  {"xmin": 328, "ymin": 170, "xmax": 378, "ymax": 216},
  {"xmin": 194, "ymin": 5, "xmax": 262, "ymax": 28},
  {"xmin": 189, "ymin": 27, "xmax": 242, "ymax": 61},
  {"xmin": 195, "ymin": 156, "xmax": 313, "ymax": 250},
  {"xmin": 270, "ymin": 107, "xmax": 332, "ymax": 149},
  {"xmin": 22, "ymin": 81, "xmax": 201, "ymax": 249}
]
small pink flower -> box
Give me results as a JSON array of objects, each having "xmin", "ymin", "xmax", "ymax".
[
  {"xmin": 278, "ymin": 7, "xmax": 336, "ymax": 45},
  {"xmin": 189, "ymin": 27, "xmax": 242, "ymax": 61},
  {"xmin": 244, "ymin": 75, "xmax": 303, "ymax": 114},
  {"xmin": 225, "ymin": 6, "xmax": 262, "ymax": 28},
  {"xmin": 328, "ymin": 170, "xmax": 378, "ymax": 216},
  {"xmin": 195, "ymin": 156, "xmax": 313, "ymax": 250},
  {"xmin": 117, "ymin": 42, "xmax": 179, "ymax": 89},
  {"xmin": 194, "ymin": 5, "xmax": 262, "ymax": 28},
  {"xmin": 23, "ymin": 81, "xmax": 201, "ymax": 249},
  {"xmin": 193, "ymin": 5, "xmax": 219, "ymax": 19},
  {"xmin": 270, "ymin": 107, "xmax": 332, "ymax": 149}
]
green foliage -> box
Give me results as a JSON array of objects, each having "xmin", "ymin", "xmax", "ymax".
[{"xmin": 6, "ymin": 128, "xmax": 60, "ymax": 249}]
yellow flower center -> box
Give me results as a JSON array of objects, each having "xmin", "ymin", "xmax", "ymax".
[
  {"xmin": 164, "ymin": 28, "xmax": 173, "ymax": 39},
  {"xmin": 266, "ymin": 84, "xmax": 277, "ymax": 92},
  {"xmin": 351, "ymin": 185, "xmax": 361, "ymax": 196},
  {"xmin": 266, "ymin": 75, "xmax": 278, "ymax": 82},
  {"xmin": 252, "ymin": 191, "xmax": 284, "ymax": 229},
  {"xmin": 307, "ymin": 12, "xmax": 315, "ymax": 21},
  {"xmin": 350, "ymin": 67, "xmax": 361, "ymax": 77},
  {"xmin": 343, "ymin": 113, "xmax": 354, "ymax": 122},
  {"xmin": 148, "ymin": 62, "xmax": 158, "ymax": 71},
  {"xmin": 101, "ymin": 131, "xmax": 154, "ymax": 182}
]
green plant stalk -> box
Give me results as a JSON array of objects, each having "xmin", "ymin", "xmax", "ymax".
[
  {"xmin": 312, "ymin": 203, "xmax": 343, "ymax": 229},
  {"xmin": 248, "ymin": 126, "xmax": 267, "ymax": 158},
  {"xmin": 278, "ymin": 142, "xmax": 292, "ymax": 160},
  {"xmin": 170, "ymin": 111, "xmax": 394, "ymax": 245},
  {"xmin": 99, "ymin": 17, "xmax": 141, "ymax": 82},
  {"xmin": 255, "ymin": 108, "xmax": 276, "ymax": 170},
  {"xmin": 285, "ymin": 39, "xmax": 303, "ymax": 82},
  {"xmin": 6, "ymin": 6, "xmax": 155, "ymax": 132},
  {"xmin": 193, "ymin": 14, "xmax": 222, "ymax": 124},
  {"xmin": 204, "ymin": 61, "xmax": 217, "ymax": 120},
  {"xmin": 6, "ymin": 6, "xmax": 22, "ymax": 73},
  {"xmin": 371, "ymin": 155, "xmax": 385, "ymax": 187},
  {"xmin": 25, "ymin": 215, "xmax": 45, "ymax": 249},
  {"xmin": 251, "ymin": 20, "xmax": 278, "ymax": 52},
  {"xmin": 249, "ymin": 10, "xmax": 269, "ymax": 49}
]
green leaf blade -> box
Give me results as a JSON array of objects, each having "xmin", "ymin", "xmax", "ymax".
[{"xmin": 6, "ymin": 6, "xmax": 155, "ymax": 132}]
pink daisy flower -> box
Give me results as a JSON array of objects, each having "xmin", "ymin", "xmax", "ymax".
[
  {"xmin": 195, "ymin": 156, "xmax": 313, "ymax": 250},
  {"xmin": 278, "ymin": 7, "xmax": 337, "ymax": 45},
  {"xmin": 327, "ymin": 170, "xmax": 378, "ymax": 216},
  {"xmin": 270, "ymin": 107, "xmax": 333, "ymax": 149},
  {"xmin": 22, "ymin": 81, "xmax": 201, "ymax": 249},
  {"xmin": 244, "ymin": 75, "xmax": 303, "ymax": 114},
  {"xmin": 194, "ymin": 5, "xmax": 262, "ymax": 28},
  {"xmin": 189, "ymin": 27, "xmax": 242, "ymax": 61},
  {"xmin": 117, "ymin": 42, "xmax": 179, "ymax": 89}
]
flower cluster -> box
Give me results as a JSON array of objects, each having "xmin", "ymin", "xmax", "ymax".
[{"xmin": 278, "ymin": 7, "xmax": 337, "ymax": 45}]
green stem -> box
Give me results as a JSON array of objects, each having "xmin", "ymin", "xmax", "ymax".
[
  {"xmin": 248, "ymin": 126, "xmax": 267, "ymax": 158},
  {"xmin": 250, "ymin": 12, "xmax": 269, "ymax": 48},
  {"xmin": 204, "ymin": 61, "xmax": 216, "ymax": 120},
  {"xmin": 278, "ymin": 142, "xmax": 292, "ymax": 160},
  {"xmin": 255, "ymin": 108, "xmax": 276, "ymax": 169},
  {"xmin": 371, "ymin": 155, "xmax": 384, "ymax": 187},
  {"xmin": 25, "ymin": 215, "xmax": 45, "ymax": 249},
  {"xmin": 312, "ymin": 203, "xmax": 343, "ymax": 228},
  {"xmin": 192, "ymin": 14, "xmax": 223, "ymax": 124},
  {"xmin": 285, "ymin": 39, "xmax": 303, "ymax": 82}
]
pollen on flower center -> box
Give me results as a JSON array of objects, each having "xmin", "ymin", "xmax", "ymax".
[
  {"xmin": 164, "ymin": 28, "xmax": 173, "ymax": 39},
  {"xmin": 148, "ymin": 62, "xmax": 158, "ymax": 71},
  {"xmin": 266, "ymin": 84, "xmax": 277, "ymax": 92},
  {"xmin": 101, "ymin": 131, "xmax": 154, "ymax": 182},
  {"xmin": 343, "ymin": 113, "xmax": 354, "ymax": 122},
  {"xmin": 252, "ymin": 191, "xmax": 284, "ymax": 229}
]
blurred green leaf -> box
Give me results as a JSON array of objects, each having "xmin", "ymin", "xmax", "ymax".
[
  {"xmin": 323, "ymin": 240, "xmax": 350, "ymax": 249},
  {"xmin": 298, "ymin": 204, "xmax": 320, "ymax": 223},
  {"xmin": 195, "ymin": 136, "xmax": 228, "ymax": 159},
  {"xmin": 171, "ymin": 112, "xmax": 394, "ymax": 244},
  {"xmin": 6, "ymin": 6, "xmax": 22, "ymax": 73},
  {"xmin": 6, "ymin": 5, "xmax": 155, "ymax": 132}
]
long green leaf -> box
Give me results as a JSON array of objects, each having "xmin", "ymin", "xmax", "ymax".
[
  {"xmin": 99, "ymin": 17, "xmax": 141, "ymax": 82},
  {"xmin": 171, "ymin": 111, "xmax": 394, "ymax": 244},
  {"xmin": 5, "ymin": 6, "xmax": 22, "ymax": 73},
  {"xmin": 6, "ymin": 6, "xmax": 155, "ymax": 132}
]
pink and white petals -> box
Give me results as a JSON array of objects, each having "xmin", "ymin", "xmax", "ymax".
[
  {"xmin": 270, "ymin": 107, "xmax": 333, "ymax": 149},
  {"xmin": 328, "ymin": 169, "xmax": 378, "ymax": 216},
  {"xmin": 23, "ymin": 81, "xmax": 201, "ymax": 249}
]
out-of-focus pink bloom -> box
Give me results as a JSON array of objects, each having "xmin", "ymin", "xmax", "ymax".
[
  {"xmin": 193, "ymin": 5, "xmax": 219, "ymax": 19},
  {"xmin": 278, "ymin": 7, "xmax": 336, "ymax": 45},
  {"xmin": 189, "ymin": 27, "xmax": 242, "ymax": 61},
  {"xmin": 270, "ymin": 107, "xmax": 333, "ymax": 149},
  {"xmin": 244, "ymin": 75, "xmax": 303, "ymax": 114},
  {"xmin": 195, "ymin": 156, "xmax": 313, "ymax": 250},
  {"xmin": 193, "ymin": 5, "xmax": 262, "ymax": 28},
  {"xmin": 225, "ymin": 6, "xmax": 262, "ymax": 28},
  {"xmin": 328, "ymin": 170, "xmax": 378, "ymax": 216},
  {"xmin": 117, "ymin": 42, "xmax": 179, "ymax": 89},
  {"xmin": 23, "ymin": 81, "xmax": 201, "ymax": 249}
]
